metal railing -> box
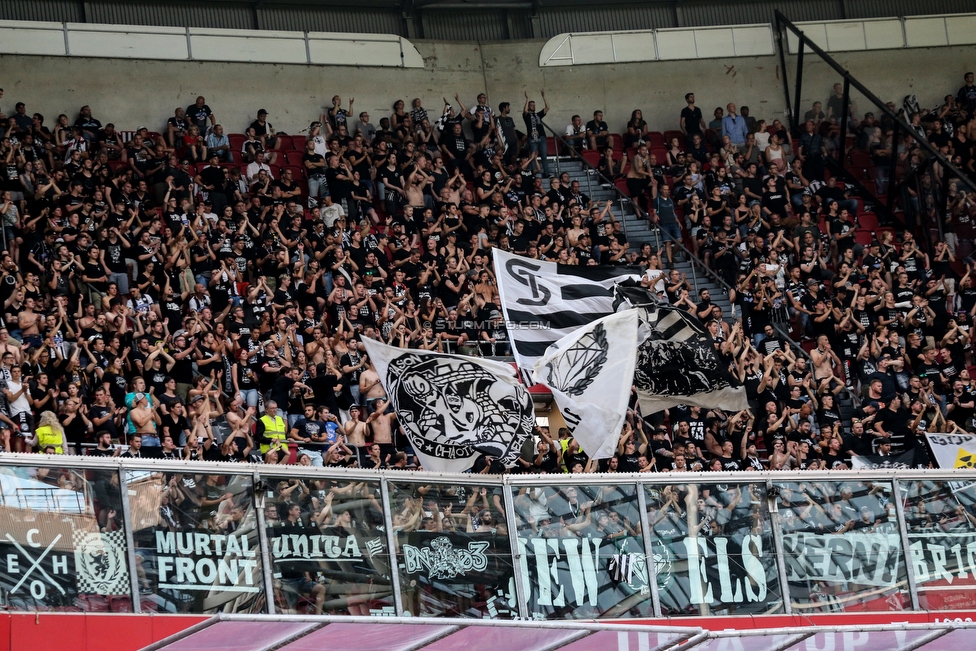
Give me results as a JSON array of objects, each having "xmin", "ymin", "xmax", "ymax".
[
  {"xmin": 0, "ymin": 454, "xmax": 966, "ymax": 619},
  {"xmin": 774, "ymin": 10, "xmax": 976, "ymax": 251},
  {"xmin": 538, "ymin": 120, "xmax": 860, "ymax": 410}
]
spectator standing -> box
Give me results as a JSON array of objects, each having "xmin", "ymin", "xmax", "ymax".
[
  {"xmin": 522, "ymin": 90, "xmax": 550, "ymax": 178},
  {"xmin": 680, "ymin": 92, "xmax": 706, "ymax": 147},
  {"xmin": 722, "ymin": 103, "xmax": 749, "ymax": 145}
]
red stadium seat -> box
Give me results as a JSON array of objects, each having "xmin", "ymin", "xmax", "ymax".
[
  {"xmin": 228, "ymin": 133, "xmax": 246, "ymax": 154},
  {"xmin": 285, "ymin": 151, "xmax": 304, "ymax": 166},
  {"xmin": 850, "ymin": 150, "xmax": 872, "ymax": 170},
  {"xmin": 858, "ymin": 213, "xmax": 879, "ymax": 231},
  {"xmin": 276, "ymin": 135, "xmax": 295, "ymax": 151},
  {"xmin": 581, "ymin": 150, "xmax": 601, "ymax": 168},
  {"xmin": 663, "ymin": 130, "xmax": 683, "ymax": 146},
  {"xmin": 647, "ymin": 132, "xmax": 665, "ymax": 148},
  {"xmin": 855, "ymin": 229, "xmax": 874, "ymax": 246}
]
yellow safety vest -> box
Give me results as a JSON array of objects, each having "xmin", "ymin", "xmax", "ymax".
[
  {"xmin": 259, "ymin": 414, "xmax": 286, "ymax": 454},
  {"xmin": 36, "ymin": 425, "xmax": 64, "ymax": 455}
]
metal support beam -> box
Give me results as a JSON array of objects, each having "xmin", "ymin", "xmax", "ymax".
[
  {"xmin": 886, "ymin": 121, "xmax": 900, "ymax": 211},
  {"xmin": 253, "ymin": 472, "xmax": 277, "ymax": 614},
  {"xmin": 892, "ymin": 479, "xmax": 921, "ymax": 612},
  {"xmin": 837, "ymin": 78, "xmax": 850, "ymax": 169},
  {"xmin": 503, "ymin": 484, "xmax": 529, "ymax": 620},
  {"xmin": 776, "ymin": 10, "xmax": 976, "ymax": 196},
  {"xmin": 938, "ymin": 159, "xmax": 950, "ymax": 244},
  {"xmin": 636, "ymin": 484, "xmax": 663, "ymax": 617},
  {"xmin": 767, "ymin": 479, "xmax": 793, "ymax": 615},
  {"xmin": 119, "ymin": 468, "xmax": 142, "ymax": 613},
  {"xmin": 380, "ymin": 478, "xmax": 405, "ymax": 616},
  {"xmin": 792, "ymin": 43, "xmax": 804, "ymax": 138},
  {"xmin": 774, "ymin": 14, "xmax": 795, "ymax": 136}
]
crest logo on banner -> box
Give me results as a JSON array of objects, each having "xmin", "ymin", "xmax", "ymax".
[
  {"xmin": 506, "ymin": 258, "xmax": 552, "ymax": 306},
  {"xmin": 403, "ymin": 536, "xmax": 490, "ymax": 580},
  {"xmin": 73, "ymin": 530, "xmax": 129, "ymax": 595},
  {"xmin": 545, "ymin": 322, "xmax": 609, "ymax": 397},
  {"xmin": 365, "ymin": 339, "xmax": 535, "ymax": 471}
]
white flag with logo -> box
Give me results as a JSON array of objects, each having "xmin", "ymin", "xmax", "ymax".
[
  {"xmin": 360, "ymin": 337, "xmax": 535, "ymax": 473},
  {"xmin": 926, "ymin": 432, "xmax": 976, "ymax": 469},
  {"xmin": 494, "ymin": 249, "xmax": 641, "ymax": 381},
  {"xmin": 534, "ymin": 310, "xmax": 638, "ymax": 460}
]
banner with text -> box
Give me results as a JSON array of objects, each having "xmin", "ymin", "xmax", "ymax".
[
  {"xmin": 398, "ymin": 530, "xmax": 518, "ymax": 620},
  {"xmin": 517, "ymin": 535, "xmax": 653, "ymax": 620},
  {"xmin": 926, "ymin": 433, "xmax": 976, "ymax": 469},
  {"xmin": 127, "ymin": 472, "xmax": 265, "ymax": 614}
]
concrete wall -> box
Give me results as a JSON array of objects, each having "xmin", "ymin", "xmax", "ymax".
[{"xmin": 0, "ymin": 40, "xmax": 971, "ymax": 137}]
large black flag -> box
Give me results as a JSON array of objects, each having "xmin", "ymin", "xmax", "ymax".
[{"xmin": 614, "ymin": 286, "xmax": 749, "ymax": 415}]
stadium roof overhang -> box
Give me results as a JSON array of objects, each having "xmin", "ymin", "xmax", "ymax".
[{"xmin": 141, "ymin": 614, "xmax": 974, "ymax": 651}]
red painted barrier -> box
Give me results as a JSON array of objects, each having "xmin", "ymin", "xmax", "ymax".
[{"xmin": 0, "ymin": 613, "xmax": 208, "ymax": 651}]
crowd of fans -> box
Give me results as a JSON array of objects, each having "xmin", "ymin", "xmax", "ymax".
[{"xmin": 1, "ymin": 74, "xmax": 976, "ymax": 478}]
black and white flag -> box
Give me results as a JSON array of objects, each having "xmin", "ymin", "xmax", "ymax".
[
  {"xmin": 615, "ymin": 286, "xmax": 749, "ymax": 415},
  {"xmin": 494, "ymin": 250, "xmax": 641, "ymax": 379},
  {"xmin": 360, "ymin": 337, "xmax": 535, "ymax": 473},
  {"xmin": 609, "ymin": 553, "xmax": 638, "ymax": 584},
  {"xmin": 534, "ymin": 310, "xmax": 639, "ymax": 459}
]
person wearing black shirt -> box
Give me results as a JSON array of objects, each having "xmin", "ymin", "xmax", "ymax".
[
  {"xmin": 195, "ymin": 154, "xmax": 229, "ymax": 214},
  {"xmin": 440, "ymin": 123, "xmax": 474, "ymax": 181},
  {"xmin": 496, "ymin": 102, "xmax": 520, "ymax": 165},
  {"xmin": 616, "ymin": 425, "xmax": 647, "ymax": 473},
  {"xmin": 532, "ymin": 430, "xmax": 561, "ymax": 473},
  {"xmin": 948, "ymin": 379, "xmax": 976, "ymax": 430},
  {"xmin": 816, "ymin": 176, "xmax": 858, "ymax": 215},
  {"xmin": 680, "ymin": 93, "xmax": 706, "ymax": 146},
  {"xmin": 186, "ymin": 96, "xmax": 215, "ymax": 133},
  {"xmin": 522, "ymin": 91, "xmax": 550, "ymax": 177},
  {"xmin": 87, "ymin": 430, "xmax": 119, "ymax": 459},
  {"xmin": 760, "ymin": 176, "xmax": 789, "ymax": 220},
  {"xmin": 585, "ymin": 110, "xmax": 610, "ymax": 151}
]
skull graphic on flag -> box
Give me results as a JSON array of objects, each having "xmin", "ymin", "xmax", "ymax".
[{"xmin": 386, "ymin": 351, "xmax": 535, "ymax": 468}]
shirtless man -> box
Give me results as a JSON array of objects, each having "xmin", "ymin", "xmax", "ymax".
[
  {"xmin": 0, "ymin": 329, "xmax": 22, "ymax": 365},
  {"xmin": 17, "ymin": 298, "xmax": 41, "ymax": 347},
  {"xmin": 130, "ymin": 392, "xmax": 162, "ymax": 445},
  {"xmin": 767, "ymin": 438, "xmax": 794, "ymax": 470},
  {"xmin": 404, "ymin": 166, "xmax": 429, "ymax": 209},
  {"xmin": 343, "ymin": 404, "xmax": 370, "ymax": 464},
  {"xmin": 359, "ymin": 362, "xmax": 387, "ymax": 414},
  {"xmin": 368, "ymin": 398, "xmax": 398, "ymax": 463},
  {"xmin": 809, "ymin": 335, "xmax": 841, "ymax": 382}
]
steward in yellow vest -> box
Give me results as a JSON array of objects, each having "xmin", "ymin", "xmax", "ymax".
[{"xmin": 257, "ymin": 402, "xmax": 287, "ymax": 454}]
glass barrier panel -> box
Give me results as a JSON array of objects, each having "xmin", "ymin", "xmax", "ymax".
[
  {"xmin": 644, "ymin": 481, "xmax": 780, "ymax": 616},
  {"xmin": 0, "ymin": 463, "xmax": 132, "ymax": 611},
  {"xmin": 513, "ymin": 483, "xmax": 652, "ymax": 619},
  {"xmin": 389, "ymin": 480, "xmax": 517, "ymax": 619},
  {"xmin": 125, "ymin": 469, "xmax": 265, "ymax": 613},
  {"xmin": 901, "ymin": 478, "xmax": 976, "ymax": 610},
  {"xmin": 774, "ymin": 479, "xmax": 910, "ymax": 614},
  {"xmin": 262, "ymin": 475, "xmax": 394, "ymax": 616}
]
